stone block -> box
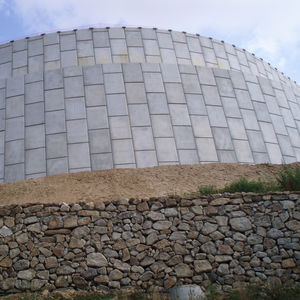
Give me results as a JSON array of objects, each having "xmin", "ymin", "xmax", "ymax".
[
  {"xmin": 95, "ymin": 48, "xmax": 112, "ymax": 64},
  {"xmin": 169, "ymin": 104, "xmax": 191, "ymax": 126},
  {"xmin": 65, "ymin": 98, "xmax": 86, "ymax": 120},
  {"xmin": 155, "ymin": 138, "xmax": 178, "ymax": 162},
  {"xmin": 197, "ymin": 67, "xmax": 215, "ymax": 85},
  {"xmin": 112, "ymin": 139, "xmax": 135, "ymax": 164},
  {"xmin": 195, "ymin": 138, "xmax": 218, "ymax": 161},
  {"xmin": 86, "ymin": 106, "xmax": 109, "ymax": 129},
  {"xmin": 181, "ymin": 74, "xmax": 201, "ymax": 93},
  {"xmin": 6, "ymin": 76, "xmax": 24, "ymax": 97},
  {"xmin": 212, "ymin": 127, "xmax": 234, "ymax": 150},
  {"xmin": 207, "ymin": 106, "xmax": 227, "ymax": 127},
  {"xmin": 61, "ymin": 50, "xmax": 77, "ymax": 68},
  {"xmin": 144, "ymin": 40, "xmax": 160, "ymax": 56},
  {"xmin": 91, "ymin": 153, "xmax": 113, "ymax": 170},
  {"xmin": 83, "ymin": 65, "xmax": 104, "ymax": 85},
  {"xmin": 277, "ymin": 135, "xmax": 294, "ymax": 156},
  {"xmin": 6, "ymin": 117, "xmax": 24, "ymax": 141},
  {"xmin": 173, "ymin": 126, "xmax": 196, "ymax": 149},
  {"xmin": 129, "ymin": 104, "xmax": 151, "ymax": 126},
  {"xmin": 202, "ymin": 85, "xmax": 221, "ymax": 105},
  {"xmin": 45, "ymin": 89, "xmax": 64, "ymax": 111},
  {"xmin": 45, "ymin": 111, "xmax": 66, "ymax": 134},
  {"xmin": 13, "ymin": 50, "xmax": 27, "ymax": 68},
  {"xmin": 227, "ymin": 118, "xmax": 247, "ymax": 140},
  {"xmin": 144, "ymin": 73, "xmax": 164, "ymax": 93},
  {"xmin": 222, "ymin": 97, "xmax": 241, "ymax": 118},
  {"xmin": 89, "ymin": 129, "xmax": 111, "ymax": 154},
  {"xmin": 253, "ymin": 102, "xmax": 271, "ymax": 122},
  {"xmin": 68, "ymin": 143, "xmax": 91, "ymax": 169},
  {"xmin": 64, "ymin": 77, "xmax": 84, "ymax": 98},
  {"xmin": 178, "ymin": 150, "xmax": 199, "ymax": 164},
  {"xmin": 147, "ymin": 93, "xmax": 169, "ymax": 114},
  {"xmin": 217, "ymin": 150, "xmax": 237, "ymax": 163},
  {"xmin": 25, "ymin": 125, "xmax": 45, "ymax": 149},
  {"xmin": 28, "ymin": 55, "xmax": 43, "ymax": 73},
  {"xmin": 47, "ymin": 157, "xmax": 68, "ymax": 175},
  {"xmin": 233, "ymin": 140, "xmax": 254, "ymax": 163},
  {"xmin": 122, "ymin": 64, "xmax": 143, "ymax": 82},
  {"xmin": 135, "ymin": 151, "xmax": 158, "ymax": 168},
  {"xmin": 5, "ymin": 164, "xmax": 24, "ymax": 182},
  {"xmin": 44, "ymin": 44, "xmax": 59, "ymax": 62},
  {"xmin": 45, "ymin": 69, "xmax": 63, "ymax": 90},
  {"xmin": 67, "ymin": 119, "xmax": 88, "ymax": 143},
  {"xmin": 126, "ymin": 31, "xmax": 143, "ymax": 47},
  {"xmin": 25, "ymin": 102, "xmax": 44, "ymax": 126},
  {"xmin": 104, "ymin": 73, "xmax": 125, "ymax": 94},
  {"xmin": 107, "ymin": 94, "xmax": 128, "ymax": 116},
  {"xmin": 216, "ymin": 77, "xmax": 234, "ymax": 97},
  {"xmin": 160, "ymin": 64, "xmax": 181, "ymax": 83},
  {"xmin": 186, "ymin": 94, "xmax": 206, "ymax": 115},
  {"xmin": 109, "ymin": 116, "xmax": 131, "ymax": 139},
  {"xmin": 46, "ymin": 133, "xmax": 68, "ymax": 159},
  {"xmin": 270, "ymin": 115, "xmax": 288, "ymax": 135},
  {"xmin": 77, "ymin": 40, "xmax": 94, "ymax": 57},
  {"xmin": 241, "ymin": 109, "xmax": 260, "ymax": 130},
  {"xmin": 260, "ymin": 122, "xmax": 277, "ymax": 143},
  {"xmin": 5, "ymin": 140, "xmax": 24, "ymax": 164},
  {"xmin": 60, "ymin": 34, "xmax": 76, "ymax": 51},
  {"xmin": 265, "ymin": 143, "xmax": 283, "ymax": 164},
  {"xmin": 6, "ymin": 95, "xmax": 24, "ymax": 118},
  {"xmin": 190, "ymin": 115, "xmax": 212, "ymax": 137},
  {"xmin": 132, "ymin": 127, "xmax": 155, "ymax": 151},
  {"xmin": 25, "ymin": 81, "xmax": 43, "ymax": 104},
  {"xmin": 150, "ymin": 114, "xmax": 173, "ymax": 139},
  {"xmin": 247, "ymin": 82, "xmax": 264, "ymax": 102},
  {"xmin": 26, "ymin": 148, "xmax": 46, "ymax": 174}
]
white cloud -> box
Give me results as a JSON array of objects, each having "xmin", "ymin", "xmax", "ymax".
[{"xmin": 7, "ymin": 0, "xmax": 300, "ymax": 82}]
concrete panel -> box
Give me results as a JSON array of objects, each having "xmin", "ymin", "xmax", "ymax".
[
  {"xmin": 45, "ymin": 44, "xmax": 60, "ymax": 62},
  {"xmin": 227, "ymin": 118, "xmax": 247, "ymax": 140},
  {"xmin": 64, "ymin": 76, "xmax": 84, "ymax": 98},
  {"xmin": 151, "ymin": 115, "xmax": 173, "ymax": 138},
  {"xmin": 241, "ymin": 109, "xmax": 260, "ymax": 130},
  {"xmin": 216, "ymin": 77, "xmax": 234, "ymax": 97},
  {"xmin": 264, "ymin": 95, "xmax": 280, "ymax": 115},
  {"xmin": 190, "ymin": 115, "xmax": 212, "ymax": 138},
  {"xmin": 173, "ymin": 126, "xmax": 196, "ymax": 149},
  {"xmin": 132, "ymin": 127, "xmax": 155, "ymax": 150},
  {"xmin": 247, "ymin": 130, "xmax": 267, "ymax": 152},
  {"xmin": 270, "ymin": 115, "xmax": 288, "ymax": 135},
  {"xmin": 65, "ymin": 97, "xmax": 86, "ymax": 120},
  {"xmin": 125, "ymin": 83, "xmax": 146, "ymax": 104},
  {"xmin": 67, "ymin": 119, "xmax": 88, "ymax": 143},
  {"xmin": 109, "ymin": 116, "xmax": 131, "ymax": 139},
  {"xmin": 202, "ymin": 85, "xmax": 221, "ymax": 105},
  {"xmin": 25, "ymin": 125, "xmax": 45, "ymax": 149},
  {"xmin": 68, "ymin": 143, "xmax": 91, "ymax": 169},
  {"xmin": 128, "ymin": 47, "xmax": 145, "ymax": 63},
  {"xmin": 44, "ymin": 69, "xmax": 63, "ymax": 90},
  {"xmin": 247, "ymin": 82, "xmax": 264, "ymax": 102},
  {"xmin": 13, "ymin": 50, "xmax": 27, "ymax": 68},
  {"xmin": 126, "ymin": 31, "xmax": 143, "ymax": 47},
  {"xmin": 45, "ymin": 89, "xmax": 64, "ymax": 111},
  {"xmin": 45, "ymin": 111, "xmax": 66, "ymax": 134},
  {"xmin": 144, "ymin": 40, "xmax": 160, "ymax": 56},
  {"xmin": 104, "ymin": 73, "xmax": 125, "ymax": 94},
  {"xmin": 25, "ymin": 102, "xmax": 44, "ymax": 126},
  {"xmin": 46, "ymin": 133, "xmax": 68, "ymax": 159},
  {"xmin": 287, "ymin": 127, "xmax": 300, "ymax": 148},
  {"xmin": 107, "ymin": 94, "xmax": 128, "ymax": 116},
  {"xmin": 6, "ymin": 95, "xmax": 24, "ymax": 118},
  {"xmin": 259, "ymin": 122, "xmax": 277, "ymax": 143},
  {"xmin": 233, "ymin": 140, "xmax": 254, "ymax": 163},
  {"xmin": 197, "ymin": 67, "xmax": 216, "ymax": 85},
  {"xmin": 25, "ymin": 148, "xmax": 46, "ymax": 174},
  {"xmin": 6, "ymin": 117, "xmax": 24, "ymax": 141},
  {"xmin": 217, "ymin": 150, "xmax": 237, "ymax": 163},
  {"xmin": 181, "ymin": 74, "xmax": 201, "ymax": 93},
  {"xmin": 277, "ymin": 135, "xmax": 295, "ymax": 157},
  {"xmin": 169, "ymin": 104, "xmax": 191, "ymax": 126},
  {"xmin": 86, "ymin": 106, "xmax": 109, "ymax": 130},
  {"xmin": 196, "ymin": 138, "xmax": 218, "ymax": 161},
  {"xmin": 222, "ymin": 97, "xmax": 241, "ymax": 118},
  {"xmin": 47, "ymin": 157, "xmax": 68, "ymax": 175},
  {"xmin": 95, "ymin": 48, "xmax": 112, "ymax": 64},
  {"xmin": 135, "ymin": 151, "xmax": 158, "ymax": 168},
  {"xmin": 265, "ymin": 143, "xmax": 283, "ymax": 164},
  {"xmin": 144, "ymin": 73, "xmax": 164, "ymax": 93},
  {"xmin": 165, "ymin": 83, "xmax": 185, "ymax": 104},
  {"xmin": 112, "ymin": 139, "xmax": 135, "ymax": 164},
  {"xmin": 83, "ymin": 65, "xmax": 104, "ymax": 85},
  {"xmin": 28, "ymin": 55, "xmax": 43, "ymax": 73},
  {"xmin": 212, "ymin": 127, "xmax": 234, "ymax": 150},
  {"xmin": 25, "ymin": 81, "xmax": 43, "ymax": 104},
  {"xmin": 157, "ymin": 32, "xmax": 173, "ymax": 49},
  {"xmin": 6, "ymin": 76, "xmax": 24, "ymax": 97},
  {"xmin": 123, "ymin": 64, "xmax": 143, "ymax": 82},
  {"xmin": 253, "ymin": 102, "xmax": 271, "ymax": 122},
  {"xmin": 91, "ymin": 153, "xmax": 113, "ymax": 170},
  {"xmin": 186, "ymin": 94, "xmax": 206, "ymax": 115},
  {"xmin": 89, "ymin": 129, "xmax": 111, "ymax": 154},
  {"xmin": 160, "ymin": 64, "xmax": 181, "ymax": 83},
  {"xmin": 5, "ymin": 140, "xmax": 24, "ymax": 164},
  {"xmin": 178, "ymin": 150, "xmax": 199, "ymax": 165},
  {"xmin": 5, "ymin": 164, "xmax": 25, "ymax": 182},
  {"xmin": 253, "ymin": 152, "xmax": 270, "ymax": 164},
  {"xmin": 77, "ymin": 40, "xmax": 94, "ymax": 57},
  {"xmin": 280, "ymin": 108, "xmax": 297, "ymax": 128},
  {"xmin": 129, "ymin": 104, "xmax": 151, "ymax": 126},
  {"xmin": 60, "ymin": 34, "xmax": 76, "ymax": 51},
  {"xmin": 155, "ymin": 138, "xmax": 178, "ymax": 162},
  {"xmin": 147, "ymin": 93, "xmax": 169, "ymax": 114},
  {"xmin": 161, "ymin": 49, "xmax": 177, "ymax": 64},
  {"xmin": 207, "ymin": 106, "xmax": 227, "ymax": 127},
  {"xmin": 274, "ymin": 89, "xmax": 289, "ymax": 108}
]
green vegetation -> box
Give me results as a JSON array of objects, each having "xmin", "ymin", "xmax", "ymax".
[{"xmin": 195, "ymin": 165, "xmax": 300, "ymax": 196}]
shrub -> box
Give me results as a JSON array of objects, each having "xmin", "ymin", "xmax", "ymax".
[
  {"xmin": 197, "ymin": 185, "xmax": 218, "ymax": 196},
  {"xmin": 276, "ymin": 165, "xmax": 300, "ymax": 191}
]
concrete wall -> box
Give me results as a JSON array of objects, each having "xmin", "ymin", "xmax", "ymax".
[
  {"xmin": 0, "ymin": 192, "xmax": 299, "ymax": 292},
  {"xmin": 0, "ymin": 27, "xmax": 300, "ymax": 182}
]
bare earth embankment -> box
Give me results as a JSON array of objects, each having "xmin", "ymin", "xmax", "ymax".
[{"xmin": 1, "ymin": 163, "xmax": 299, "ymax": 206}]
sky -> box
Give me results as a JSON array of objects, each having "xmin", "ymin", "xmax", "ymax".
[{"xmin": 0, "ymin": 0, "xmax": 299, "ymax": 84}]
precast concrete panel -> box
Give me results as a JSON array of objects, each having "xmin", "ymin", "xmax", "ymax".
[{"xmin": 0, "ymin": 27, "xmax": 300, "ymax": 182}]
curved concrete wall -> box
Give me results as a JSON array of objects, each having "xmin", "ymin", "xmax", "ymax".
[
  {"xmin": 0, "ymin": 27, "xmax": 300, "ymax": 182},
  {"xmin": 0, "ymin": 27, "xmax": 296, "ymax": 86}
]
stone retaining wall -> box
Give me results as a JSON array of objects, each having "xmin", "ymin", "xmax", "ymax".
[{"xmin": 0, "ymin": 192, "xmax": 299, "ymax": 293}]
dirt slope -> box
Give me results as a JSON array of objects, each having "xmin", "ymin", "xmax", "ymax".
[{"xmin": 1, "ymin": 163, "xmax": 298, "ymax": 206}]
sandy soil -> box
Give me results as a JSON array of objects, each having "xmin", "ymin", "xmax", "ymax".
[{"xmin": 1, "ymin": 163, "xmax": 299, "ymax": 207}]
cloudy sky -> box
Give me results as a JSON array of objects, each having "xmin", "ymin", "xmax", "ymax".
[{"xmin": 0, "ymin": 0, "xmax": 299, "ymax": 83}]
